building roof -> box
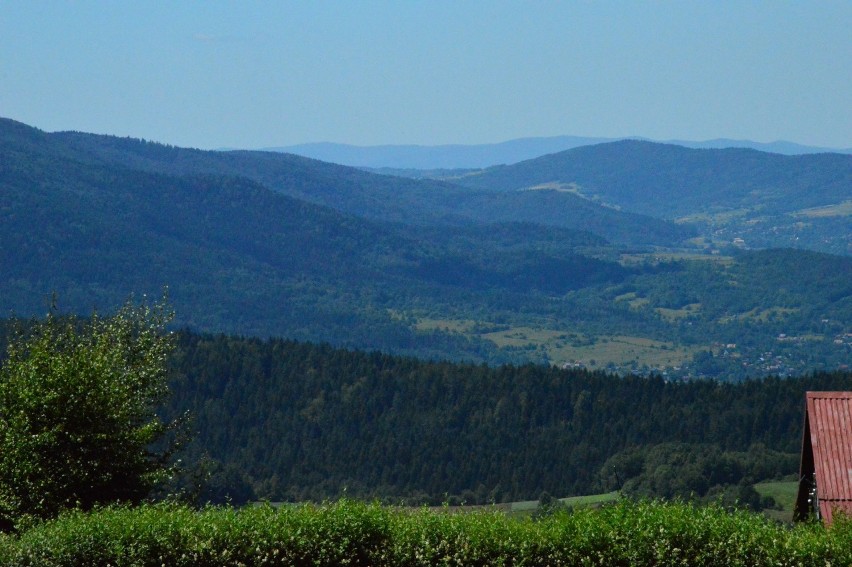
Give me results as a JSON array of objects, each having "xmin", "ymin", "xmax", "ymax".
[{"xmin": 795, "ymin": 392, "xmax": 852, "ymax": 524}]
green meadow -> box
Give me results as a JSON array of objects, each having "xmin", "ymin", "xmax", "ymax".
[{"xmin": 415, "ymin": 316, "xmax": 700, "ymax": 369}]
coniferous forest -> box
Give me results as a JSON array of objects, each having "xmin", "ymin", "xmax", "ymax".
[
  {"xmin": 162, "ymin": 331, "xmax": 851, "ymax": 506},
  {"xmin": 1, "ymin": 117, "xmax": 850, "ymax": 511}
]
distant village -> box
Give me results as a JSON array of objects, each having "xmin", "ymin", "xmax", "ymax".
[{"xmin": 560, "ymin": 331, "xmax": 851, "ymax": 381}]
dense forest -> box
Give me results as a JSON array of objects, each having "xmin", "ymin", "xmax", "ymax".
[
  {"xmin": 46, "ymin": 126, "xmax": 695, "ymax": 246},
  {"xmin": 453, "ymin": 140, "xmax": 852, "ymax": 256},
  {"xmin": 160, "ymin": 331, "xmax": 852, "ymax": 506},
  {"xmin": 456, "ymin": 140, "xmax": 852, "ymax": 218}
]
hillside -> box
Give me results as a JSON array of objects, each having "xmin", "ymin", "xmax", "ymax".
[
  {"xmin": 0, "ymin": 143, "xmax": 401, "ymax": 340},
  {"xmin": 454, "ymin": 140, "xmax": 852, "ymax": 255},
  {"xmin": 456, "ymin": 140, "xmax": 852, "ymax": 216},
  {"xmin": 164, "ymin": 332, "xmax": 852, "ymax": 504},
  {"xmin": 0, "ymin": 159, "xmax": 632, "ymax": 361},
  {"xmin": 1, "ymin": 118, "xmax": 849, "ymax": 376},
  {"xmin": 0, "ymin": 118, "xmax": 634, "ymax": 360},
  {"xmin": 41, "ymin": 122, "xmax": 689, "ymax": 246}
]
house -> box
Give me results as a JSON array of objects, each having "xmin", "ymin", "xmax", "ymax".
[{"xmin": 793, "ymin": 392, "xmax": 852, "ymax": 524}]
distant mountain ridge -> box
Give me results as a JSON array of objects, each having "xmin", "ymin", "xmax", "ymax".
[
  {"xmin": 456, "ymin": 140, "xmax": 852, "ymax": 216},
  {"xmin": 453, "ymin": 140, "xmax": 852, "ymax": 256},
  {"xmin": 267, "ymin": 136, "xmax": 852, "ymax": 169},
  {"xmin": 41, "ymin": 122, "xmax": 692, "ymax": 246}
]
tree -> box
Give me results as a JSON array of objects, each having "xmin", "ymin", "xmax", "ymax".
[{"xmin": 0, "ymin": 298, "xmax": 183, "ymax": 529}]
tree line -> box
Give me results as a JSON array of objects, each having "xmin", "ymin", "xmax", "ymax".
[{"xmin": 164, "ymin": 331, "xmax": 851, "ymax": 505}]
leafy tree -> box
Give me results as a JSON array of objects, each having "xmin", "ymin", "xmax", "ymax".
[
  {"xmin": 0, "ymin": 298, "xmax": 183, "ymax": 529},
  {"xmin": 532, "ymin": 490, "xmax": 569, "ymax": 520}
]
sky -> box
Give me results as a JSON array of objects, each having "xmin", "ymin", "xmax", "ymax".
[{"xmin": 1, "ymin": 1, "xmax": 850, "ymax": 150}]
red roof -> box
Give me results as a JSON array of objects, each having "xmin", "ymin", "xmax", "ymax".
[{"xmin": 806, "ymin": 392, "xmax": 852, "ymax": 524}]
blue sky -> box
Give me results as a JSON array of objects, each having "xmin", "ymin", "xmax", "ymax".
[{"xmin": 1, "ymin": 1, "xmax": 850, "ymax": 150}]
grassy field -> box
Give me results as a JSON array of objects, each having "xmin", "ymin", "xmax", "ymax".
[
  {"xmin": 793, "ymin": 200, "xmax": 852, "ymax": 218},
  {"xmin": 413, "ymin": 316, "xmax": 701, "ymax": 370},
  {"xmin": 506, "ymin": 492, "xmax": 619, "ymax": 513},
  {"xmin": 676, "ymin": 208, "xmax": 756, "ymax": 225},
  {"xmin": 410, "ymin": 317, "xmax": 480, "ymax": 334},
  {"xmin": 428, "ymin": 491, "xmax": 621, "ymax": 518},
  {"xmin": 755, "ymin": 480, "xmax": 799, "ymax": 523},
  {"xmin": 718, "ymin": 306, "xmax": 800, "ymax": 324},
  {"xmin": 618, "ymin": 251, "xmax": 734, "ymax": 266},
  {"xmin": 523, "ymin": 181, "xmax": 584, "ymax": 194},
  {"xmin": 613, "ymin": 291, "xmax": 650, "ymax": 310},
  {"xmin": 509, "ymin": 486, "xmax": 799, "ymax": 524},
  {"xmin": 655, "ymin": 303, "xmax": 702, "ymax": 321},
  {"xmin": 481, "ymin": 327, "xmax": 698, "ymax": 369}
]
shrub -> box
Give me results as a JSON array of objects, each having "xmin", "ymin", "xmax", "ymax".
[
  {"xmin": 1, "ymin": 499, "xmax": 851, "ymax": 566},
  {"xmin": 0, "ymin": 298, "xmax": 183, "ymax": 529}
]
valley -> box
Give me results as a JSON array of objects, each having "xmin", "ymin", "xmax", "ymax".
[
  {"xmin": 3, "ymin": 3, "xmax": 851, "ymax": 560},
  {"xmin": 0, "ymin": 116, "xmax": 849, "ymax": 540},
  {"xmin": 1, "ymin": 117, "xmax": 849, "ymax": 379}
]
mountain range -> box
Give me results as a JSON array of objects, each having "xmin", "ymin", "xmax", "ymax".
[
  {"xmin": 269, "ymin": 136, "xmax": 852, "ymax": 169},
  {"xmin": 452, "ymin": 140, "xmax": 852, "ymax": 256},
  {"xmin": 1, "ymin": 117, "xmax": 849, "ymax": 378},
  {"xmin": 41, "ymin": 127, "xmax": 690, "ymax": 246}
]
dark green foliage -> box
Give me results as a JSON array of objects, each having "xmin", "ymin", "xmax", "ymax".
[
  {"xmin": 0, "ymin": 117, "xmax": 634, "ymax": 364},
  {"xmin": 1, "ymin": 499, "xmax": 851, "ymax": 566},
  {"xmin": 448, "ymin": 188, "xmax": 696, "ymax": 245},
  {"xmin": 0, "ymin": 300, "xmax": 182, "ymax": 528},
  {"xmin": 705, "ymin": 481, "xmax": 776, "ymax": 512},
  {"xmin": 45, "ymin": 123, "xmax": 692, "ymax": 245},
  {"xmin": 406, "ymin": 251, "xmax": 627, "ymax": 293},
  {"xmin": 456, "ymin": 140, "xmax": 852, "ymax": 218},
  {"xmin": 454, "ymin": 140, "xmax": 852, "ymax": 255},
  {"xmin": 1, "ymin": 118, "xmax": 850, "ymax": 376},
  {"xmin": 531, "ymin": 491, "xmax": 570, "ymax": 520},
  {"xmin": 598, "ymin": 443, "xmax": 796, "ymax": 509},
  {"xmin": 163, "ymin": 332, "xmax": 852, "ymax": 503}
]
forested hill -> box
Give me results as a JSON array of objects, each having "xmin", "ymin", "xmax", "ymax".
[
  {"xmin": 164, "ymin": 332, "xmax": 852, "ymax": 504},
  {"xmin": 2, "ymin": 117, "xmax": 849, "ymax": 375},
  {"xmin": 0, "ymin": 117, "xmax": 633, "ymax": 360},
  {"xmin": 455, "ymin": 140, "xmax": 852, "ymax": 218},
  {"xmin": 0, "ymin": 144, "xmax": 624, "ymax": 354},
  {"xmin": 39, "ymin": 121, "xmax": 691, "ymax": 245},
  {"xmin": 451, "ymin": 140, "xmax": 852, "ymax": 255},
  {"xmin": 1, "ymin": 133, "xmax": 400, "ymax": 310}
]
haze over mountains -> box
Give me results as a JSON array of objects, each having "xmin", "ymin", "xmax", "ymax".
[
  {"xmin": 1, "ymin": 117, "xmax": 850, "ymax": 378},
  {"xmin": 38, "ymin": 123, "xmax": 697, "ymax": 246},
  {"xmin": 270, "ymin": 136, "xmax": 852, "ymax": 170}
]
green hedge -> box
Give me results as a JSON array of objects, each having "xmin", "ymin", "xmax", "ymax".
[{"xmin": 0, "ymin": 499, "xmax": 849, "ymax": 566}]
